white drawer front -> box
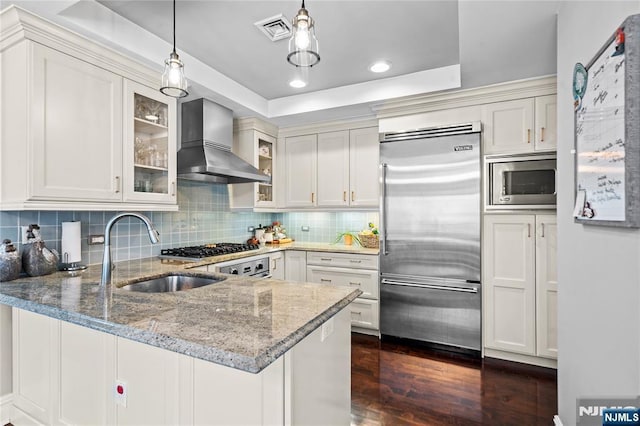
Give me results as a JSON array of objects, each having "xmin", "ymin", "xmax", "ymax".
[
  {"xmin": 306, "ymin": 251, "xmax": 378, "ymax": 270},
  {"xmin": 306, "ymin": 266, "xmax": 378, "ymax": 299},
  {"xmin": 349, "ymin": 299, "xmax": 379, "ymax": 330}
]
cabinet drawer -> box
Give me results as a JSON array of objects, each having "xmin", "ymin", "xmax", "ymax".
[
  {"xmin": 349, "ymin": 299, "xmax": 379, "ymax": 330},
  {"xmin": 306, "ymin": 251, "xmax": 378, "ymax": 270},
  {"xmin": 306, "ymin": 266, "xmax": 378, "ymax": 299}
]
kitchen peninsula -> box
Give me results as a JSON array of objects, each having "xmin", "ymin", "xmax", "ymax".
[{"xmin": 0, "ymin": 257, "xmax": 360, "ymax": 425}]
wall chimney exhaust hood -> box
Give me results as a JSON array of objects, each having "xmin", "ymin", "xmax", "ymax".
[{"xmin": 177, "ymin": 99, "xmax": 271, "ymax": 184}]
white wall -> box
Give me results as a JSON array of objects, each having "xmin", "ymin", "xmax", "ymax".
[{"xmin": 557, "ymin": 2, "xmax": 640, "ymax": 425}]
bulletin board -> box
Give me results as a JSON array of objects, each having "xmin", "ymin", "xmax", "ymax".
[{"xmin": 574, "ymin": 14, "xmax": 640, "ymax": 227}]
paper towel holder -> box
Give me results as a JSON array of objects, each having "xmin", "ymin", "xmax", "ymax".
[{"xmin": 58, "ymin": 252, "xmax": 87, "ymax": 272}]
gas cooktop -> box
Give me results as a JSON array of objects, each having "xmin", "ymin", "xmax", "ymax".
[{"xmin": 159, "ymin": 243, "xmax": 260, "ymax": 261}]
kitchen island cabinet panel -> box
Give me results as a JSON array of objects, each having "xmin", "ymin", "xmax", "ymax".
[
  {"xmin": 12, "ymin": 308, "xmax": 53, "ymax": 425},
  {"xmin": 284, "ymin": 250, "xmax": 307, "ymax": 282}
]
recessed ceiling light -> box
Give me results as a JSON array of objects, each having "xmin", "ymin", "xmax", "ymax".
[
  {"xmin": 289, "ymin": 79, "xmax": 307, "ymax": 88},
  {"xmin": 369, "ymin": 60, "xmax": 392, "ymax": 73}
]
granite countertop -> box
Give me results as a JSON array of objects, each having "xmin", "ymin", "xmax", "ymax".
[
  {"xmin": 177, "ymin": 241, "xmax": 379, "ymax": 268},
  {"xmin": 0, "ymin": 256, "xmax": 362, "ymax": 373}
]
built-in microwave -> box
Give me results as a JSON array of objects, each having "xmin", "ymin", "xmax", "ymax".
[{"xmin": 486, "ymin": 153, "xmax": 557, "ymax": 209}]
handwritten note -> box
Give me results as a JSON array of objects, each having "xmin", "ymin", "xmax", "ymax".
[{"xmin": 576, "ymin": 38, "xmax": 626, "ymax": 221}]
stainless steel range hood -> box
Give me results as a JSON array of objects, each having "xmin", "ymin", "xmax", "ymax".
[{"xmin": 177, "ymin": 98, "xmax": 271, "ymax": 184}]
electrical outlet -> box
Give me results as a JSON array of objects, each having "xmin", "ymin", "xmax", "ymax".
[
  {"xmin": 301, "ymin": 226, "xmax": 310, "ymax": 232},
  {"xmin": 114, "ymin": 380, "xmax": 127, "ymax": 407},
  {"xmin": 321, "ymin": 318, "xmax": 334, "ymax": 342},
  {"xmin": 88, "ymin": 235, "xmax": 105, "ymax": 245},
  {"xmin": 21, "ymin": 226, "xmax": 29, "ymax": 244}
]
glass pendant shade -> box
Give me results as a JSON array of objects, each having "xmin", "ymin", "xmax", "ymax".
[
  {"xmin": 160, "ymin": 0, "xmax": 188, "ymax": 98},
  {"xmin": 287, "ymin": 2, "xmax": 320, "ymax": 67},
  {"xmin": 160, "ymin": 51, "xmax": 188, "ymax": 98}
]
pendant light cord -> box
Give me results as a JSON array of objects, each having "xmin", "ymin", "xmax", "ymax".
[{"xmin": 172, "ymin": 0, "xmax": 176, "ymax": 54}]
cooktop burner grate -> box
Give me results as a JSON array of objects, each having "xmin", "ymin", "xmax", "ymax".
[{"xmin": 160, "ymin": 243, "xmax": 260, "ymax": 259}]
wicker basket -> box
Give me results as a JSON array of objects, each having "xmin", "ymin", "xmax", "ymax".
[{"xmin": 359, "ymin": 233, "xmax": 379, "ymax": 249}]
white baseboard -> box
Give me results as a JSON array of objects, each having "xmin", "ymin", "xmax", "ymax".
[
  {"xmin": 484, "ymin": 347, "xmax": 558, "ymax": 369},
  {"xmin": 5, "ymin": 405, "xmax": 42, "ymax": 426},
  {"xmin": 0, "ymin": 394, "xmax": 13, "ymax": 425},
  {"xmin": 553, "ymin": 414, "xmax": 563, "ymax": 426},
  {"xmin": 351, "ymin": 327, "xmax": 380, "ymax": 337}
]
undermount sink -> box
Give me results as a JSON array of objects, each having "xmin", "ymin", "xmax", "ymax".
[{"xmin": 120, "ymin": 274, "xmax": 226, "ymax": 293}]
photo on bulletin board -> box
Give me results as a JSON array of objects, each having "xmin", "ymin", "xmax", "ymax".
[{"xmin": 574, "ymin": 14, "xmax": 640, "ymax": 228}]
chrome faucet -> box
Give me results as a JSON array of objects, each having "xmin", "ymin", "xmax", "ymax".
[{"xmin": 101, "ymin": 212, "xmax": 160, "ymax": 286}]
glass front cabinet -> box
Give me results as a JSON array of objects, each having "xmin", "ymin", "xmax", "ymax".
[
  {"xmin": 123, "ymin": 80, "xmax": 177, "ymax": 204},
  {"xmin": 230, "ymin": 119, "xmax": 278, "ymax": 209}
]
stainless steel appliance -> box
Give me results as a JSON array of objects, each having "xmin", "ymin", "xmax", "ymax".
[
  {"xmin": 379, "ymin": 122, "xmax": 482, "ymax": 352},
  {"xmin": 213, "ymin": 255, "xmax": 270, "ymax": 278},
  {"xmin": 178, "ymin": 98, "xmax": 271, "ymax": 184},
  {"xmin": 486, "ymin": 153, "xmax": 557, "ymax": 209}
]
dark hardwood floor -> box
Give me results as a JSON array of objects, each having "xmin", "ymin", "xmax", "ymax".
[{"xmin": 351, "ymin": 333, "xmax": 557, "ymax": 426}]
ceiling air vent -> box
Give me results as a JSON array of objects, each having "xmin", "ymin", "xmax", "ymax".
[{"xmin": 254, "ymin": 14, "xmax": 292, "ymax": 41}]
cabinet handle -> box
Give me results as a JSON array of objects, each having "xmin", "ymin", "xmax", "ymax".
[
  {"xmin": 541, "ymin": 127, "xmax": 545, "ymax": 142},
  {"xmin": 351, "ymin": 191, "xmax": 355, "ymax": 202},
  {"xmin": 350, "ymin": 259, "xmax": 362, "ymax": 263},
  {"xmin": 343, "ymin": 191, "xmax": 347, "ymax": 202},
  {"xmin": 271, "ymin": 259, "xmax": 276, "ymax": 269},
  {"xmin": 320, "ymin": 258, "xmax": 332, "ymax": 261},
  {"xmin": 311, "ymin": 192, "xmax": 315, "ymax": 203},
  {"xmin": 115, "ymin": 176, "xmax": 121, "ymax": 193},
  {"xmin": 527, "ymin": 223, "xmax": 531, "ymax": 238},
  {"xmin": 541, "ymin": 223, "xmax": 545, "ymax": 238},
  {"xmin": 320, "ymin": 278, "xmax": 332, "ymax": 283},
  {"xmin": 171, "ymin": 181, "xmax": 176, "ymax": 196},
  {"xmin": 527, "ymin": 129, "xmax": 531, "ymax": 144},
  {"xmin": 349, "ymin": 282, "xmax": 361, "ymax": 286},
  {"xmin": 351, "ymin": 311, "xmax": 362, "ymax": 316}
]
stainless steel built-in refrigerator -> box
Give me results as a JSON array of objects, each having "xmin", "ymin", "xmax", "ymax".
[{"xmin": 379, "ymin": 123, "xmax": 481, "ymax": 351}]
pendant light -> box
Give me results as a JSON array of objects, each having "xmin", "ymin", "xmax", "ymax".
[
  {"xmin": 160, "ymin": 0, "xmax": 188, "ymax": 98},
  {"xmin": 287, "ymin": 0, "xmax": 320, "ymax": 67}
]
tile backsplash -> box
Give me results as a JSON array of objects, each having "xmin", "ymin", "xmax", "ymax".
[{"xmin": 0, "ymin": 181, "xmax": 379, "ymax": 265}]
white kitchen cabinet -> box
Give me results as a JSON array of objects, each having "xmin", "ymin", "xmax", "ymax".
[
  {"xmin": 9, "ymin": 307, "xmax": 350, "ymax": 426},
  {"xmin": 285, "ymin": 134, "xmax": 318, "ymax": 207},
  {"xmin": 317, "ymin": 131, "xmax": 350, "ymax": 207},
  {"xmin": 349, "ymin": 127, "xmax": 380, "ymax": 206},
  {"xmin": 19, "ymin": 43, "xmax": 124, "ymax": 203},
  {"xmin": 282, "ymin": 125, "xmax": 379, "ymax": 209},
  {"xmin": 284, "ymin": 250, "xmax": 308, "ymax": 282},
  {"xmin": 482, "ymin": 96, "xmax": 556, "ymax": 155},
  {"xmin": 230, "ymin": 119, "xmax": 279, "ymax": 209},
  {"xmin": 534, "ymin": 95, "xmax": 557, "ymax": 152},
  {"xmin": 535, "ymin": 215, "xmax": 558, "ymax": 358},
  {"xmin": 269, "ymin": 251, "xmax": 285, "ymax": 280},
  {"xmin": 483, "ymin": 214, "xmax": 557, "ymax": 361},
  {"xmin": 0, "ymin": 10, "xmax": 177, "ymax": 210},
  {"xmin": 123, "ymin": 79, "xmax": 177, "ymax": 205},
  {"xmin": 306, "ymin": 251, "xmax": 380, "ymax": 334},
  {"xmin": 12, "ymin": 308, "xmax": 54, "ymax": 425}
]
